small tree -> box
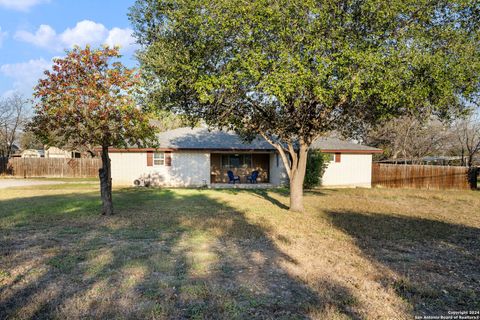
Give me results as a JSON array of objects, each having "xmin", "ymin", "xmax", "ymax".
[
  {"xmin": 29, "ymin": 46, "xmax": 157, "ymax": 215},
  {"xmin": 0, "ymin": 93, "xmax": 28, "ymax": 158},
  {"xmin": 19, "ymin": 131, "xmax": 43, "ymax": 150},
  {"xmin": 452, "ymin": 114, "xmax": 480, "ymax": 168},
  {"xmin": 130, "ymin": 0, "xmax": 479, "ymax": 211},
  {"xmin": 365, "ymin": 115, "xmax": 450, "ymax": 163}
]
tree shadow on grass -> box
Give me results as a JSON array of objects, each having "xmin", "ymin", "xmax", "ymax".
[
  {"xmin": 1, "ymin": 188, "xmax": 362, "ymax": 319},
  {"xmin": 251, "ymin": 188, "xmax": 330, "ymax": 210},
  {"xmin": 211, "ymin": 188, "xmax": 291, "ymax": 210},
  {"xmin": 217, "ymin": 188, "xmax": 329, "ymax": 211},
  {"xmin": 246, "ymin": 189, "xmax": 290, "ymax": 210},
  {"xmin": 327, "ymin": 210, "xmax": 480, "ymax": 315}
]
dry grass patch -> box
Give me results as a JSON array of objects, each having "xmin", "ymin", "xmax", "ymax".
[{"xmin": 0, "ymin": 183, "xmax": 478, "ymax": 319}]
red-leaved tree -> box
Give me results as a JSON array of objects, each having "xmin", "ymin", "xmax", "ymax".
[{"xmin": 29, "ymin": 46, "xmax": 157, "ymax": 215}]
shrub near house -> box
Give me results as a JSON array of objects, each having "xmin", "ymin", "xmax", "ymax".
[{"xmin": 304, "ymin": 151, "xmax": 330, "ymax": 189}]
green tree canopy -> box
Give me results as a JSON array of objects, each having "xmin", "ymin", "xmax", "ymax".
[{"xmin": 130, "ymin": 0, "xmax": 480, "ymax": 211}]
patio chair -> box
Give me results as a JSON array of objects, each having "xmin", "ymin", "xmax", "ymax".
[
  {"xmin": 247, "ymin": 170, "xmax": 259, "ymax": 184},
  {"xmin": 227, "ymin": 170, "xmax": 240, "ymax": 184}
]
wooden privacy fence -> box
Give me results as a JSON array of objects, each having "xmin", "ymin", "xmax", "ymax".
[
  {"xmin": 372, "ymin": 163, "xmax": 477, "ymax": 190},
  {"xmin": 0, "ymin": 158, "xmax": 102, "ymax": 178}
]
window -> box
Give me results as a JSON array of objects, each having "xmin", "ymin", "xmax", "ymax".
[
  {"xmin": 230, "ymin": 155, "xmax": 241, "ymax": 167},
  {"xmin": 221, "ymin": 154, "xmax": 252, "ymax": 168},
  {"xmin": 154, "ymin": 152, "xmax": 165, "ymax": 166},
  {"xmin": 244, "ymin": 154, "xmax": 252, "ymax": 167},
  {"xmin": 335, "ymin": 153, "xmax": 341, "ymax": 163},
  {"xmin": 326, "ymin": 153, "xmax": 334, "ymax": 162}
]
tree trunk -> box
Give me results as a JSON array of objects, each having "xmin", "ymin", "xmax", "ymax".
[
  {"xmin": 288, "ymin": 145, "xmax": 308, "ymax": 212},
  {"xmin": 99, "ymin": 146, "xmax": 114, "ymax": 215},
  {"xmin": 259, "ymin": 133, "xmax": 310, "ymax": 212},
  {"xmin": 467, "ymin": 153, "xmax": 474, "ymax": 168},
  {"xmin": 289, "ymin": 170, "xmax": 306, "ymax": 212}
]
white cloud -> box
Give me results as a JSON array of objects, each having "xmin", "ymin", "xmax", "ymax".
[
  {"xmin": 0, "ymin": 0, "xmax": 50, "ymax": 11},
  {"xmin": 0, "ymin": 27, "xmax": 7, "ymax": 47},
  {"xmin": 60, "ymin": 20, "xmax": 108, "ymax": 48},
  {"xmin": 15, "ymin": 20, "xmax": 138, "ymax": 53},
  {"xmin": 0, "ymin": 58, "xmax": 52, "ymax": 96},
  {"xmin": 15, "ymin": 24, "xmax": 56, "ymax": 49},
  {"xmin": 105, "ymin": 27, "xmax": 136, "ymax": 50}
]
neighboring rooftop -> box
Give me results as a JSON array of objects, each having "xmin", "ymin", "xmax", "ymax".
[
  {"xmin": 310, "ymin": 136, "xmax": 382, "ymax": 152},
  {"xmin": 154, "ymin": 127, "xmax": 381, "ymax": 153}
]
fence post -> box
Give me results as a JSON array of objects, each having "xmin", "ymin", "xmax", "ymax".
[{"xmin": 468, "ymin": 167, "xmax": 479, "ymax": 190}]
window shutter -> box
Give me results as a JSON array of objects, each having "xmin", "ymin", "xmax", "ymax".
[
  {"xmin": 147, "ymin": 151, "xmax": 153, "ymax": 166},
  {"xmin": 165, "ymin": 152, "xmax": 172, "ymax": 166},
  {"xmin": 335, "ymin": 153, "xmax": 341, "ymax": 163}
]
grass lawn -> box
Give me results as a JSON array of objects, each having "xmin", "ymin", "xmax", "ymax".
[{"xmin": 0, "ymin": 183, "xmax": 479, "ymax": 319}]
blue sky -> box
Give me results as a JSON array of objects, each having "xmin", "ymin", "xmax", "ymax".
[{"xmin": 0, "ymin": 0, "xmax": 138, "ymax": 98}]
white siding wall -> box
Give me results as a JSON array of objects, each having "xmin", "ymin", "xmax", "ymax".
[
  {"xmin": 45, "ymin": 147, "xmax": 72, "ymax": 158},
  {"xmin": 170, "ymin": 151, "xmax": 210, "ymax": 186},
  {"xmin": 268, "ymin": 152, "xmax": 372, "ymax": 188},
  {"xmin": 269, "ymin": 153, "xmax": 288, "ymax": 186},
  {"xmin": 322, "ymin": 153, "xmax": 372, "ymax": 187},
  {"xmin": 110, "ymin": 151, "xmax": 210, "ymax": 186},
  {"xmin": 110, "ymin": 151, "xmax": 372, "ymax": 188}
]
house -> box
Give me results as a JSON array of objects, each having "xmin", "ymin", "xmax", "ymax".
[
  {"xmin": 109, "ymin": 127, "xmax": 382, "ymax": 187},
  {"xmin": 4, "ymin": 144, "xmax": 22, "ymax": 157},
  {"xmin": 20, "ymin": 146, "xmax": 83, "ymax": 159},
  {"xmin": 21, "ymin": 149, "xmax": 45, "ymax": 158},
  {"xmin": 44, "ymin": 147, "xmax": 82, "ymax": 159}
]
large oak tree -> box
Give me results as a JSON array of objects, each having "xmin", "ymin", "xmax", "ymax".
[
  {"xmin": 29, "ymin": 46, "xmax": 157, "ymax": 215},
  {"xmin": 130, "ymin": 0, "xmax": 480, "ymax": 211}
]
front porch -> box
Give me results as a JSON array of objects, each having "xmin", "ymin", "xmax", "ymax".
[
  {"xmin": 210, "ymin": 152, "xmax": 271, "ymax": 184},
  {"xmin": 209, "ymin": 183, "xmax": 276, "ymax": 189}
]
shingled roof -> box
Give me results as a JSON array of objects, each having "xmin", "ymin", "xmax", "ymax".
[
  {"xmin": 153, "ymin": 127, "xmax": 381, "ymax": 153},
  {"xmin": 310, "ymin": 136, "xmax": 382, "ymax": 153}
]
